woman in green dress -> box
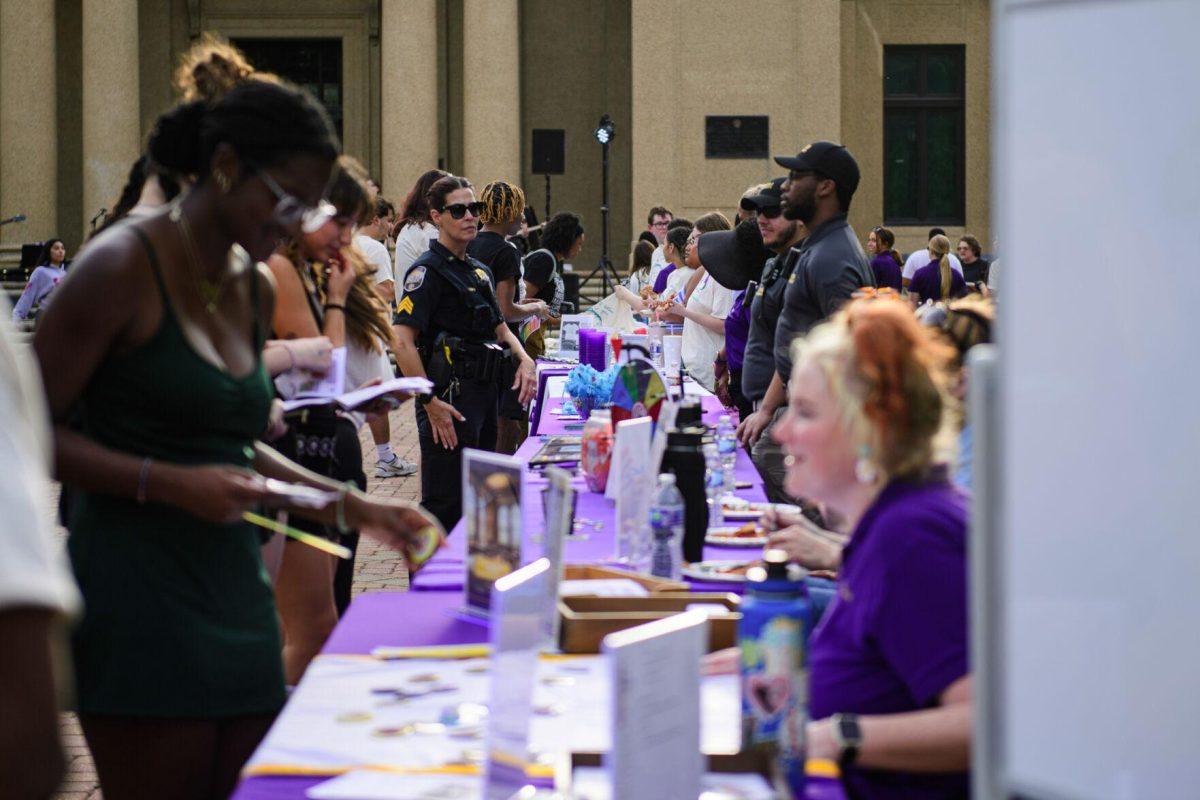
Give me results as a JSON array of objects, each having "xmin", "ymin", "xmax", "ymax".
[{"xmin": 33, "ymin": 80, "xmax": 439, "ymax": 800}]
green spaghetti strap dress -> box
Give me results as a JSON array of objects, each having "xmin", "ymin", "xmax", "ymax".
[{"xmin": 67, "ymin": 227, "xmax": 285, "ymax": 717}]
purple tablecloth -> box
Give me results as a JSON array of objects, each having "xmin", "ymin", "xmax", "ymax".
[{"xmin": 232, "ymin": 379, "xmax": 760, "ymax": 800}]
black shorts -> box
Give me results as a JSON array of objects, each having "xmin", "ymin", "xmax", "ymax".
[{"xmin": 269, "ymin": 409, "xmax": 365, "ymax": 541}]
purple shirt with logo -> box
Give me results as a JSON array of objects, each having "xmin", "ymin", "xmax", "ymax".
[
  {"xmin": 809, "ymin": 475, "xmax": 969, "ymax": 799},
  {"xmin": 724, "ymin": 289, "xmax": 752, "ymax": 372},
  {"xmin": 652, "ymin": 263, "xmax": 676, "ymax": 294}
]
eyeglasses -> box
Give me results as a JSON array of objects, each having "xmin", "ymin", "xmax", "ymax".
[
  {"xmin": 440, "ymin": 202, "xmax": 484, "ymax": 220},
  {"xmin": 255, "ymin": 167, "xmax": 336, "ymax": 234},
  {"xmin": 650, "ymin": 220, "xmax": 671, "ymax": 229},
  {"xmin": 757, "ymin": 205, "xmax": 783, "ymax": 220}
]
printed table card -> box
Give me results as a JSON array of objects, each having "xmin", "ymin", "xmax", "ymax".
[
  {"xmin": 462, "ymin": 449, "xmax": 524, "ymax": 617},
  {"xmin": 611, "ymin": 417, "xmax": 654, "ymax": 566},
  {"xmin": 602, "ymin": 611, "xmax": 707, "ymax": 800}
]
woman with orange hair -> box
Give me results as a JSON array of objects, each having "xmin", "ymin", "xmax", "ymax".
[{"xmin": 770, "ymin": 297, "xmax": 971, "ymax": 796}]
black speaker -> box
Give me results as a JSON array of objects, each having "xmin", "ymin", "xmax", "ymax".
[{"xmin": 531, "ymin": 129, "xmax": 565, "ymax": 175}]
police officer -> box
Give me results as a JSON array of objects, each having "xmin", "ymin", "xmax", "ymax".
[{"xmin": 392, "ymin": 175, "xmax": 537, "ymax": 532}]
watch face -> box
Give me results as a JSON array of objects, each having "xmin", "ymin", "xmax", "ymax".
[{"xmin": 838, "ymin": 714, "xmax": 862, "ymax": 745}]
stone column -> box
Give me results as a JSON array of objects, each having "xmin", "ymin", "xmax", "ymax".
[
  {"xmin": 0, "ymin": 0, "xmax": 58, "ymax": 243},
  {"xmin": 381, "ymin": 0, "xmax": 441, "ymax": 196},
  {"xmin": 461, "ymin": 0, "xmax": 521, "ymax": 185},
  {"xmin": 81, "ymin": 0, "xmax": 140, "ymax": 234}
]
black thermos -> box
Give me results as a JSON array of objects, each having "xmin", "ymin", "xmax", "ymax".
[{"xmin": 660, "ymin": 427, "xmax": 709, "ymax": 562}]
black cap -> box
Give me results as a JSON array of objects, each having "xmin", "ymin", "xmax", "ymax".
[
  {"xmin": 747, "ymin": 177, "xmax": 787, "ymax": 209},
  {"xmin": 697, "ymin": 219, "xmax": 775, "ymax": 291},
  {"xmin": 774, "ymin": 141, "xmax": 861, "ymax": 198}
]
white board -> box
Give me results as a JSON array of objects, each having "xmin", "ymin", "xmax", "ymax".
[{"xmin": 986, "ymin": 1, "xmax": 1200, "ymax": 797}]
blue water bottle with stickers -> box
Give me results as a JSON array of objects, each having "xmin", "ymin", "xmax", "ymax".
[{"xmin": 740, "ymin": 549, "xmax": 810, "ymax": 797}]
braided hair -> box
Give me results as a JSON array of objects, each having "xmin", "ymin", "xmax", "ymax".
[{"xmin": 479, "ymin": 181, "xmax": 526, "ymax": 226}]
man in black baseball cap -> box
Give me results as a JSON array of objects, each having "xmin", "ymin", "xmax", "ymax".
[{"xmin": 758, "ymin": 141, "xmax": 873, "ymax": 503}]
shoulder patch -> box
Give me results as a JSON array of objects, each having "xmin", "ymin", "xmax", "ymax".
[
  {"xmin": 396, "ymin": 295, "xmax": 414, "ymax": 315},
  {"xmin": 404, "ymin": 265, "xmax": 427, "ymax": 292}
]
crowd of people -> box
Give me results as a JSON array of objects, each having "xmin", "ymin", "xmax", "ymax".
[{"xmin": 0, "ymin": 32, "xmax": 1002, "ymax": 800}]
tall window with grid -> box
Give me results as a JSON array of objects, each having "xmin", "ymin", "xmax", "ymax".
[{"xmin": 883, "ymin": 45, "xmax": 966, "ymax": 225}]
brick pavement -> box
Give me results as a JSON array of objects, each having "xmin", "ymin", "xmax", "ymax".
[{"xmin": 52, "ymin": 407, "xmax": 423, "ymax": 800}]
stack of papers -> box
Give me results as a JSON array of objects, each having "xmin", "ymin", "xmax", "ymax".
[{"xmin": 281, "ymin": 377, "xmax": 434, "ymax": 413}]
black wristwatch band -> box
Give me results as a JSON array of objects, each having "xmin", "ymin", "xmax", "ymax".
[
  {"xmin": 832, "ymin": 713, "xmax": 862, "ymax": 766},
  {"xmin": 417, "ymin": 392, "xmax": 434, "ymax": 406}
]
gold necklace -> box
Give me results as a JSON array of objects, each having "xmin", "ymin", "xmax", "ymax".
[{"xmin": 169, "ymin": 202, "xmax": 230, "ymax": 315}]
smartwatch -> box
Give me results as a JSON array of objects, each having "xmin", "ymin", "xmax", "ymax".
[
  {"xmin": 830, "ymin": 713, "xmax": 862, "ymax": 766},
  {"xmin": 417, "ymin": 392, "xmax": 434, "ymax": 406}
]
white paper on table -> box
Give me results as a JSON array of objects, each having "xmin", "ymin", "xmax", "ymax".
[
  {"xmin": 541, "ymin": 467, "xmax": 575, "ymax": 648},
  {"xmin": 485, "ymin": 561, "xmax": 549, "ymax": 799},
  {"xmin": 242, "ymin": 652, "xmax": 739, "ymax": 778},
  {"xmin": 569, "ymin": 767, "xmax": 775, "ymax": 800},
  {"xmin": 558, "ymin": 579, "xmax": 648, "ymax": 598},
  {"xmin": 275, "ymin": 346, "xmax": 347, "ymax": 402},
  {"xmin": 611, "ymin": 418, "xmax": 654, "ymax": 564},
  {"xmin": 602, "ymin": 612, "xmax": 707, "ymax": 800},
  {"xmin": 307, "ymin": 770, "xmax": 480, "ymax": 799}
]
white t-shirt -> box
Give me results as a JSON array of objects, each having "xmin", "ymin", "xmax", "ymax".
[
  {"xmin": 0, "ymin": 304, "xmax": 80, "ymax": 616},
  {"xmin": 354, "ymin": 234, "xmax": 393, "ymax": 287},
  {"xmin": 681, "ymin": 272, "xmax": 734, "ymax": 392},
  {"xmin": 394, "ymin": 222, "xmax": 438, "ymax": 287},
  {"xmin": 903, "ymin": 249, "xmax": 962, "ymax": 280},
  {"xmin": 624, "ymin": 269, "xmax": 653, "ymax": 296},
  {"xmin": 662, "ymin": 265, "xmax": 696, "ymax": 300},
  {"xmin": 647, "ymin": 244, "xmax": 668, "ymax": 284},
  {"xmin": 343, "ymin": 342, "xmax": 393, "ymax": 431}
]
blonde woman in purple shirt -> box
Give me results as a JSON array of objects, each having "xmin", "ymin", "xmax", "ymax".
[{"xmin": 771, "ymin": 297, "xmax": 970, "ymax": 797}]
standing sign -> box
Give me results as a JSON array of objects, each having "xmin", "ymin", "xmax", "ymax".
[
  {"xmin": 540, "ymin": 466, "xmax": 575, "ymax": 649},
  {"xmin": 484, "ymin": 559, "xmax": 550, "ymax": 800},
  {"xmin": 611, "ymin": 417, "xmax": 654, "ymax": 565},
  {"xmin": 463, "ymin": 449, "xmax": 524, "ymax": 617},
  {"xmin": 602, "ymin": 612, "xmax": 707, "ymax": 800}
]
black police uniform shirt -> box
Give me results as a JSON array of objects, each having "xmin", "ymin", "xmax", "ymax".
[
  {"xmin": 393, "ymin": 240, "xmax": 504, "ymax": 351},
  {"xmin": 740, "ymin": 249, "xmax": 798, "ymax": 403},
  {"xmin": 522, "ymin": 249, "xmax": 565, "ymax": 315},
  {"xmin": 773, "ymin": 214, "xmax": 874, "ymax": 384}
]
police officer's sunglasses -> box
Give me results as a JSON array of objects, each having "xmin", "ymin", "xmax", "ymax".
[
  {"xmin": 439, "ymin": 202, "xmax": 485, "ymax": 220},
  {"xmin": 254, "ymin": 166, "xmax": 338, "ymax": 234}
]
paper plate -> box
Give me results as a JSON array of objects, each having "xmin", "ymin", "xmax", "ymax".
[
  {"xmin": 706, "ymin": 527, "xmax": 768, "ymax": 548},
  {"xmin": 681, "ymin": 560, "xmax": 756, "ymax": 584}
]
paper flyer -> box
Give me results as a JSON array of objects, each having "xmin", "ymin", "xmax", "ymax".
[{"xmin": 462, "ymin": 449, "xmax": 524, "ymax": 616}]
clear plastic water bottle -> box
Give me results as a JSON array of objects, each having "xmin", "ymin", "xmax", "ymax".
[
  {"xmin": 704, "ymin": 442, "xmax": 725, "ymax": 528},
  {"xmin": 648, "ymin": 474, "xmax": 685, "ymax": 581},
  {"xmin": 715, "ymin": 414, "xmax": 738, "ymax": 496},
  {"xmin": 650, "ymin": 339, "xmax": 664, "ymax": 370}
]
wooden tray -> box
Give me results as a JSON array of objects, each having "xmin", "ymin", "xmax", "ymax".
[
  {"xmin": 557, "ymin": 592, "xmax": 741, "ymax": 654},
  {"xmin": 563, "ymin": 564, "xmax": 688, "ymax": 594}
]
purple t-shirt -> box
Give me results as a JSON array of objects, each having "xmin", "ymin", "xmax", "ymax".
[
  {"xmin": 809, "ymin": 475, "xmax": 969, "ymax": 799},
  {"xmin": 909, "ymin": 260, "xmax": 967, "ymax": 303},
  {"xmin": 652, "ymin": 263, "xmax": 676, "ymax": 294},
  {"xmin": 724, "ymin": 289, "xmax": 752, "ymax": 372},
  {"xmin": 870, "ymin": 253, "xmax": 903, "ymax": 292}
]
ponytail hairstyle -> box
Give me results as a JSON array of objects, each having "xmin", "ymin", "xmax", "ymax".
[
  {"xmin": 792, "ymin": 297, "xmax": 956, "ymax": 482},
  {"xmin": 479, "ymin": 181, "xmax": 526, "ymax": 226},
  {"xmin": 147, "ymin": 78, "xmax": 339, "ymax": 188},
  {"xmin": 664, "ymin": 224, "xmax": 692, "ymax": 264},
  {"xmin": 400, "ymin": 169, "xmax": 450, "ymax": 227},
  {"xmin": 318, "ymin": 156, "xmax": 393, "ymax": 353},
  {"xmin": 928, "ymin": 234, "xmax": 952, "ymax": 299},
  {"xmin": 426, "ymin": 175, "xmax": 474, "ymax": 217},
  {"xmin": 873, "ymin": 226, "xmax": 903, "ymax": 266},
  {"xmin": 173, "ymin": 33, "xmax": 258, "ymax": 103}
]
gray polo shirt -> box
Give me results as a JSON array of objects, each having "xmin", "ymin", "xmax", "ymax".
[
  {"xmin": 741, "ymin": 249, "xmax": 798, "ymax": 402},
  {"xmin": 774, "ymin": 214, "xmax": 874, "ymax": 383}
]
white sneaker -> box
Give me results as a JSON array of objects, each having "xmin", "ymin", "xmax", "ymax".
[{"xmin": 375, "ymin": 455, "xmax": 417, "ymax": 478}]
